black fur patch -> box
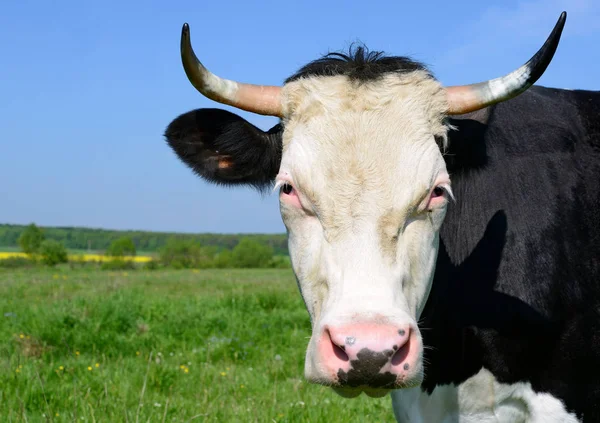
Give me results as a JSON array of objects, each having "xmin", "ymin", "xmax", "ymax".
[
  {"xmin": 164, "ymin": 108, "xmax": 282, "ymax": 191},
  {"xmin": 286, "ymin": 44, "xmax": 431, "ymax": 84},
  {"xmin": 420, "ymin": 86, "xmax": 600, "ymax": 420},
  {"xmin": 337, "ymin": 348, "xmax": 397, "ymax": 388}
]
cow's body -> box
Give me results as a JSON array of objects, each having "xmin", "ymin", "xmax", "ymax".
[
  {"xmin": 393, "ymin": 86, "xmax": 600, "ymax": 421},
  {"xmin": 165, "ymin": 13, "xmax": 600, "ymax": 422}
]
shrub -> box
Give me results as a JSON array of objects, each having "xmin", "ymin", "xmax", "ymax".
[
  {"xmin": 159, "ymin": 238, "xmax": 221, "ymax": 269},
  {"xmin": 159, "ymin": 238, "xmax": 202, "ymax": 269},
  {"xmin": 231, "ymin": 238, "xmax": 274, "ymax": 268},
  {"xmin": 268, "ymin": 255, "xmax": 292, "ymax": 269},
  {"xmin": 144, "ymin": 259, "xmax": 160, "ymax": 270},
  {"xmin": 18, "ymin": 223, "xmax": 45, "ymax": 255},
  {"xmin": 101, "ymin": 259, "xmax": 136, "ymax": 270},
  {"xmin": 39, "ymin": 240, "xmax": 68, "ymax": 266},
  {"xmin": 213, "ymin": 250, "xmax": 232, "ymax": 268},
  {"xmin": 106, "ymin": 237, "xmax": 136, "ymax": 257}
]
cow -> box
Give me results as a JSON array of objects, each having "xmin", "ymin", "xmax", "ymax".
[{"xmin": 164, "ymin": 11, "xmax": 600, "ymax": 422}]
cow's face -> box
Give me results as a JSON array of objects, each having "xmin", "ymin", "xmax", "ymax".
[
  {"xmin": 166, "ymin": 14, "xmax": 564, "ymax": 397},
  {"xmin": 277, "ymin": 72, "xmax": 450, "ymax": 396}
]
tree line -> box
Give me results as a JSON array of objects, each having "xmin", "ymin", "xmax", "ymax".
[
  {"xmin": 1, "ymin": 223, "xmax": 291, "ymax": 270},
  {"xmin": 0, "ymin": 223, "xmax": 289, "ymax": 255}
]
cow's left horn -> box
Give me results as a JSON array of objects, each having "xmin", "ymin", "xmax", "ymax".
[
  {"xmin": 445, "ymin": 11, "xmax": 566, "ymax": 115},
  {"xmin": 180, "ymin": 23, "xmax": 283, "ymax": 117}
]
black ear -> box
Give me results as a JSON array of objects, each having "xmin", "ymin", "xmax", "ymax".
[{"xmin": 164, "ymin": 108, "xmax": 283, "ymax": 191}]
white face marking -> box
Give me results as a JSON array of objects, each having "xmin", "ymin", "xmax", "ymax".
[
  {"xmin": 391, "ymin": 368, "xmax": 581, "ymax": 423},
  {"xmin": 277, "ymin": 72, "xmax": 451, "ymax": 391}
]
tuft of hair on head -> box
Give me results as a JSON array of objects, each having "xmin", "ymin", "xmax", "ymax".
[{"xmin": 285, "ymin": 42, "xmax": 432, "ymax": 84}]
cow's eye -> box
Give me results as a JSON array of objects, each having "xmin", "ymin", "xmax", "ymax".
[
  {"xmin": 426, "ymin": 184, "xmax": 452, "ymax": 211},
  {"xmin": 432, "ymin": 186, "xmax": 445, "ymax": 198},
  {"xmin": 279, "ymin": 182, "xmax": 303, "ymax": 209}
]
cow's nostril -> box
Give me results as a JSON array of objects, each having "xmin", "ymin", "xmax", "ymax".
[
  {"xmin": 332, "ymin": 342, "xmax": 349, "ymax": 362},
  {"xmin": 326, "ymin": 329, "xmax": 349, "ymax": 362},
  {"xmin": 391, "ymin": 336, "xmax": 410, "ymax": 366}
]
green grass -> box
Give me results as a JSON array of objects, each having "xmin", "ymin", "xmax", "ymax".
[{"xmin": 0, "ymin": 268, "xmax": 395, "ymax": 422}]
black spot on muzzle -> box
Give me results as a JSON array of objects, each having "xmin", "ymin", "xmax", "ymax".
[{"xmin": 337, "ymin": 348, "xmax": 397, "ymax": 388}]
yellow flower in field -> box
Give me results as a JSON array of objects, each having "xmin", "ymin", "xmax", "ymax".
[
  {"xmin": 220, "ymin": 372, "xmax": 227, "ymax": 376},
  {"xmin": 87, "ymin": 366, "xmax": 92, "ymax": 371},
  {"xmin": 56, "ymin": 413, "xmax": 59, "ymax": 417},
  {"xmin": 184, "ymin": 368, "xmax": 189, "ymax": 373},
  {"xmin": 180, "ymin": 365, "xmax": 185, "ymax": 369},
  {"xmin": 15, "ymin": 368, "xmax": 20, "ymax": 373},
  {"xmin": 19, "ymin": 365, "xmax": 23, "ymax": 369},
  {"xmin": 136, "ymin": 351, "xmax": 140, "ymax": 356},
  {"xmin": 75, "ymin": 351, "xmax": 80, "ymax": 356},
  {"xmin": 53, "ymin": 274, "xmax": 59, "ymax": 279},
  {"xmin": 240, "ymin": 384, "xmax": 245, "ymax": 389},
  {"xmin": 95, "ymin": 363, "xmax": 100, "ymax": 368},
  {"xmin": 59, "ymin": 366, "xmax": 64, "ymax": 370},
  {"xmin": 19, "ymin": 334, "xmax": 24, "ymax": 339}
]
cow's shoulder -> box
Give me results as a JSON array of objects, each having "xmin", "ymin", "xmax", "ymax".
[{"xmin": 390, "ymin": 368, "xmax": 580, "ymax": 423}]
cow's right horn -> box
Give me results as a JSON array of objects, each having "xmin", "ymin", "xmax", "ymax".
[
  {"xmin": 445, "ymin": 11, "xmax": 567, "ymax": 115},
  {"xmin": 180, "ymin": 23, "xmax": 283, "ymax": 117}
]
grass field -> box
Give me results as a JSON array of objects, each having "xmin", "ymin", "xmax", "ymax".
[{"xmin": 0, "ymin": 268, "xmax": 395, "ymax": 422}]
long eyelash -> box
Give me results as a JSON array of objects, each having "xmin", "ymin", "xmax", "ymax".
[
  {"xmin": 439, "ymin": 183, "xmax": 455, "ymax": 202},
  {"xmin": 272, "ymin": 179, "xmax": 285, "ymax": 193}
]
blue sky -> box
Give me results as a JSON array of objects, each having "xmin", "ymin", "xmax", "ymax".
[{"xmin": 1, "ymin": 0, "xmax": 598, "ymax": 234}]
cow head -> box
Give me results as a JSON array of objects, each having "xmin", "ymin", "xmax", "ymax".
[{"xmin": 165, "ymin": 13, "xmax": 566, "ymax": 397}]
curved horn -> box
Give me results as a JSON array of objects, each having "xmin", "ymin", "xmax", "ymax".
[
  {"xmin": 180, "ymin": 23, "xmax": 283, "ymax": 117},
  {"xmin": 446, "ymin": 11, "xmax": 567, "ymax": 115}
]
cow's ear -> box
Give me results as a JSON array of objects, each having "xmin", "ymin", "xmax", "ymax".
[{"xmin": 165, "ymin": 108, "xmax": 283, "ymax": 191}]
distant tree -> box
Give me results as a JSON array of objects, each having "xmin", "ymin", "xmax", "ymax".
[
  {"xmin": 268, "ymin": 255, "xmax": 292, "ymax": 269},
  {"xmin": 231, "ymin": 238, "xmax": 274, "ymax": 268},
  {"xmin": 18, "ymin": 223, "xmax": 45, "ymax": 255},
  {"xmin": 159, "ymin": 238, "xmax": 203, "ymax": 269},
  {"xmin": 213, "ymin": 249, "xmax": 232, "ymax": 268},
  {"xmin": 106, "ymin": 237, "xmax": 136, "ymax": 257},
  {"xmin": 40, "ymin": 240, "xmax": 68, "ymax": 266}
]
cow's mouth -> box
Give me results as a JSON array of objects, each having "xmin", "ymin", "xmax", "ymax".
[
  {"xmin": 333, "ymin": 386, "xmax": 390, "ymax": 398},
  {"xmin": 331, "ymin": 376, "xmax": 423, "ymax": 398}
]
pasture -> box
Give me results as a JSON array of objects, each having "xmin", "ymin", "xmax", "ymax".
[{"xmin": 0, "ymin": 268, "xmax": 394, "ymax": 422}]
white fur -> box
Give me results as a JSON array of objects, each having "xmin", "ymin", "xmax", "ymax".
[
  {"xmin": 391, "ymin": 368, "xmax": 580, "ymax": 423},
  {"xmin": 278, "ymin": 72, "xmax": 450, "ymax": 388}
]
